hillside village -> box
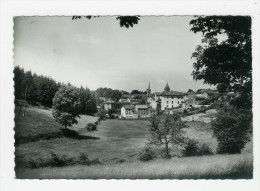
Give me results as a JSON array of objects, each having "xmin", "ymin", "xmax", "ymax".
[
  {"xmin": 99, "ymin": 82, "xmax": 235, "ymax": 122},
  {"xmin": 11, "ymin": 15, "xmax": 253, "ymax": 180}
]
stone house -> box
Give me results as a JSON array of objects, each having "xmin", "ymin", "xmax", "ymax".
[
  {"xmin": 120, "ymin": 105, "xmax": 138, "ymax": 119},
  {"xmin": 135, "ymin": 104, "xmax": 149, "ymax": 118}
]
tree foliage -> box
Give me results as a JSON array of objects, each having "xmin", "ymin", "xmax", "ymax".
[
  {"xmin": 212, "ymin": 105, "xmax": 252, "ymax": 154},
  {"xmin": 190, "ymin": 16, "xmax": 252, "ymax": 109},
  {"xmin": 14, "ymin": 66, "xmax": 59, "ymax": 107},
  {"xmin": 14, "ymin": 67, "xmax": 97, "ymax": 114},
  {"xmin": 78, "ymin": 86, "xmax": 97, "ymax": 115},
  {"xmin": 95, "ymin": 87, "xmax": 123, "ymax": 102},
  {"xmin": 148, "ymin": 113, "xmax": 187, "ymax": 158},
  {"xmin": 52, "ymin": 85, "xmax": 81, "ymax": 129},
  {"xmin": 72, "ymin": 16, "xmax": 140, "ymax": 28}
]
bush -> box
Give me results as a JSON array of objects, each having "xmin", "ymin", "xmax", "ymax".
[
  {"xmin": 78, "ymin": 152, "xmax": 90, "ymax": 165},
  {"xmin": 96, "ymin": 109, "xmax": 107, "ymax": 120},
  {"xmin": 181, "ymin": 139, "xmax": 199, "ymax": 157},
  {"xmin": 197, "ymin": 143, "xmax": 213, "ymax": 155},
  {"xmin": 138, "ymin": 146, "xmax": 156, "ymax": 162},
  {"xmin": 212, "ymin": 105, "xmax": 252, "ymax": 154},
  {"xmin": 181, "ymin": 139, "xmax": 213, "ymax": 157},
  {"xmin": 86, "ymin": 123, "xmax": 97, "ymax": 132},
  {"xmin": 28, "ymin": 152, "xmax": 101, "ymax": 168}
]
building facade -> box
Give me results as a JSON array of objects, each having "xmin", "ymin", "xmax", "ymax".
[
  {"xmin": 135, "ymin": 104, "xmax": 149, "ymax": 118},
  {"xmin": 103, "ymin": 99, "xmax": 115, "ymax": 111},
  {"xmin": 151, "ymin": 82, "xmax": 188, "ymax": 110},
  {"xmin": 120, "ymin": 105, "xmax": 138, "ymax": 119}
]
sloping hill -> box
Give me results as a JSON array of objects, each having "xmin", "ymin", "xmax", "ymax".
[{"xmin": 15, "ymin": 106, "xmax": 98, "ymax": 144}]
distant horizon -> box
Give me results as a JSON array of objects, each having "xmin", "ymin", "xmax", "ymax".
[
  {"xmin": 15, "ymin": 65, "xmax": 214, "ymax": 94},
  {"xmin": 14, "ymin": 16, "xmax": 215, "ymax": 92}
]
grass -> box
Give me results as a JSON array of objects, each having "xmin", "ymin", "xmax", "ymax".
[
  {"xmin": 15, "ymin": 106, "xmax": 64, "ymax": 144},
  {"xmin": 15, "ymin": 106, "xmax": 98, "ymax": 144},
  {"xmin": 16, "ymin": 153, "xmax": 253, "ymax": 179},
  {"xmin": 15, "ymin": 106, "xmax": 253, "ymax": 179}
]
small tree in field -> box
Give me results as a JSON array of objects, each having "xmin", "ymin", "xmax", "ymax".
[
  {"xmin": 52, "ymin": 85, "xmax": 81, "ymax": 129},
  {"xmin": 148, "ymin": 113, "xmax": 187, "ymax": 158},
  {"xmin": 212, "ymin": 105, "xmax": 252, "ymax": 154}
]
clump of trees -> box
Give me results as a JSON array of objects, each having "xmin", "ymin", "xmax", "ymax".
[
  {"xmin": 14, "ymin": 66, "xmax": 59, "ymax": 107},
  {"xmin": 130, "ymin": 90, "xmax": 147, "ymax": 95},
  {"xmin": 148, "ymin": 113, "xmax": 187, "ymax": 158},
  {"xmin": 14, "ymin": 66, "xmax": 97, "ymax": 115},
  {"xmin": 78, "ymin": 86, "xmax": 97, "ymax": 115},
  {"xmin": 95, "ymin": 87, "xmax": 123, "ymax": 102}
]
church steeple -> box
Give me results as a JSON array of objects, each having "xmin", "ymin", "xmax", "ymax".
[
  {"xmin": 147, "ymin": 82, "xmax": 151, "ymax": 97},
  {"xmin": 164, "ymin": 82, "xmax": 170, "ymax": 92}
]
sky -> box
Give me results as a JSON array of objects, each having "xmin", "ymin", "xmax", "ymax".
[{"xmin": 14, "ymin": 16, "xmax": 214, "ymax": 93}]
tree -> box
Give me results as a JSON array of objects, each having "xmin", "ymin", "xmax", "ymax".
[
  {"xmin": 52, "ymin": 85, "xmax": 81, "ymax": 129},
  {"xmin": 14, "ymin": 66, "xmax": 24, "ymax": 100},
  {"xmin": 212, "ymin": 105, "xmax": 252, "ymax": 154},
  {"xmin": 190, "ymin": 16, "xmax": 252, "ymax": 109},
  {"xmin": 148, "ymin": 113, "xmax": 187, "ymax": 158},
  {"xmin": 86, "ymin": 91, "xmax": 98, "ymax": 115}
]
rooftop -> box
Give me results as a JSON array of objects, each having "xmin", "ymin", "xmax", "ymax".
[
  {"xmin": 123, "ymin": 105, "xmax": 135, "ymax": 110},
  {"xmin": 135, "ymin": 105, "xmax": 148, "ymax": 109}
]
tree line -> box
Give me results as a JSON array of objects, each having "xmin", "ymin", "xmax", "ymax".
[{"xmin": 14, "ymin": 66, "xmax": 97, "ymax": 115}]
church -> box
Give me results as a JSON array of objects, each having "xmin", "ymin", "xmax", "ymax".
[{"xmin": 146, "ymin": 82, "xmax": 188, "ymax": 111}]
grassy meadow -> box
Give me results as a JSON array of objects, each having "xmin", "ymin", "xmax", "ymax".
[{"xmin": 15, "ymin": 105, "xmax": 253, "ymax": 179}]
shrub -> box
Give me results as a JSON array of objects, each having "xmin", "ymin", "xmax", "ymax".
[
  {"xmin": 181, "ymin": 139, "xmax": 199, "ymax": 157},
  {"xmin": 181, "ymin": 139, "xmax": 213, "ymax": 157},
  {"xmin": 78, "ymin": 152, "xmax": 90, "ymax": 165},
  {"xmin": 49, "ymin": 152, "xmax": 76, "ymax": 167},
  {"xmin": 197, "ymin": 143, "xmax": 213, "ymax": 155},
  {"xmin": 96, "ymin": 108, "xmax": 107, "ymax": 120},
  {"xmin": 138, "ymin": 146, "xmax": 156, "ymax": 162},
  {"xmin": 86, "ymin": 123, "xmax": 97, "ymax": 132},
  {"xmin": 212, "ymin": 105, "xmax": 252, "ymax": 154},
  {"xmin": 28, "ymin": 157, "xmax": 48, "ymax": 168},
  {"xmin": 89, "ymin": 158, "xmax": 102, "ymax": 165},
  {"xmin": 28, "ymin": 152, "xmax": 101, "ymax": 168}
]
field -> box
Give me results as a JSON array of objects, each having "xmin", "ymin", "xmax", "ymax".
[{"xmin": 15, "ymin": 106, "xmax": 253, "ymax": 179}]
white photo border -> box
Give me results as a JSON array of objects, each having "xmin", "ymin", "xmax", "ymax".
[{"xmin": 0, "ymin": 0, "xmax": 260, "ymax": 191}]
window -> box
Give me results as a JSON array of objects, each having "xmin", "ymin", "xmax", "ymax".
[
  {"xmin": 172, "ymin": 105, "xmax": 173, "ymax": 108},
  {"xmin": 167, "ymin": 101, "xmax": 168, "ymax": 104},
  {"xmin": 167, "ymin": 105, "xmax": 168, "ymax": 108},
  {"xmin": 172, "ymin": 101, "xmax": 173, "ymax": 104}
]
